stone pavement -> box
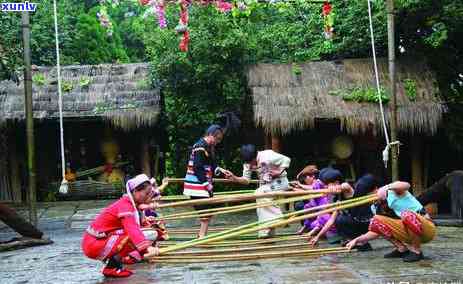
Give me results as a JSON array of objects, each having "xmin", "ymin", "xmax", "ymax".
[{"xmin": 1, "ymin": 200, "xmax": 463, "ymax": 284}]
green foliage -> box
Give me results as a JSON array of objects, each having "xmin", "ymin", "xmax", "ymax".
[
  {"xmin": 292, "ymin": 64, "xmax": 302, "ymax": 76},
  {"xmin": 79, "ymin": 76, "xmax": 91, "ymax": 88},
  {"xmin": 330, "ymin": 87, "xmax": 389, "ymax": 103},
  {"xmin": 32, "ymin": 73, "xmax": 47, "ymax": 85},
  {"xmin": 403, "ymin": 78, "xmax": 417, "ymax": 101},
  {"xmin": 71, "ymin": 8, "xmax": 129, "ymax": 64},
  {"xmin": 396, "ymin": 0, "xmax": 463, "ymax": 151},
  {"xmin": 61, "ymin": 81, "xmax": 73, "ymax": 92},
  {"xmin": 136, "ymin": 79, "xmax": 149, "ymax": 90},
  {"xmin": 141, "ymin": 1, "xmax": 390, "ymax": 177}
]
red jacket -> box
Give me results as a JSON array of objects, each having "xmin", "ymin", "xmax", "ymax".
[{"xmin": 88, "ymin": 195, "xmax": 151, "ymax": 252}]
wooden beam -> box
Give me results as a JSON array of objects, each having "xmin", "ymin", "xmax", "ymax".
[{"xmin": 0, "ymin": 203, "xmax": 43, "ymax": 239}]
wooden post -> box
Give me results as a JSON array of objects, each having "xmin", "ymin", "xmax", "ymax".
[
  {"xmin": 141, "ymin": 136, "xmax": 151, "ymax": 176},
  {"xmin": 386, "ymin": 0, "xmax": 399, "ymax": 181},
  {"xmin": 271, "ymin": 134, "xmax": 281, "ymax": 153},
  {"xmin": 22, "ymin": 11, "xmax": 37, "ymax": 226},
  {"xmin": 411, "ymin": 136, "xmax": 424, "ymax": 196}
]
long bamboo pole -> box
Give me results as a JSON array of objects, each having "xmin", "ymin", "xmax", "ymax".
[
  {"xmin": 150, "ymin": 247, "xmax": 349, "ymax": 263},
  {"xmin": 158, "ymin": 190, "xmax": 331, "ymax": 209},
  {"xmin": 158, "ymin": 235, "xmax": 308, "ymax": 248},
  {"xmin": 386, "ymin": 0, "xmax": 399, "ymax": 180},
  {"xmin": 156, "ymin": 247, "xmax": 348, "ymax": 260},
  {"xmin": 161, "ymin": 193, "xmax": 323, "ymax": 217},
  {"xmin": 158, "ymin": 195, "xmax": 373, "ymax": 248},
  {"xmin": 163, "ymin": 242, "xmax": 312, "ymax": 255},
  {"xmin": 149, "ymin": 195, "xmax": 376, "ymax": 256},
  {"xmin": 160, "ymin": 190, "xmax": 256, "ymax": 202},
  {"xmin": 151, "ymin": 254, "xmax": 328, "ymax": 264},
  {"xmin": 158, "ymin": 194, "xmax": 324, "ymax": 220},
  {"xmin": 165, "ymin": 177, "xmax": 259, "ymax": 184},
  {"xmin": 21, "ymin": 11, "xmax": 37, "ymax": 226}
]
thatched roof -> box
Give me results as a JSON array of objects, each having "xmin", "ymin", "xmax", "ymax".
[
  {"xmin": 248, "ymin": 58, "xmax": 445, "ymax": 136},
  {"xmin": 0, "ymin": 63, "xmax": 160, "ymax": 130}
]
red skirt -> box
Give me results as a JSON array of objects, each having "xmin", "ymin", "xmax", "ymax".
[{"xmin": 81, "ymin": 230, "xmax": 134, "ymax": 261}]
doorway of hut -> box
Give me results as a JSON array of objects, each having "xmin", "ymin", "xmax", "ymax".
[
  {"xmin": 280, "ymin": 119, "xmax": 390, "ymax": 185},
  {"xmin": 5, "ymin": 119, "xmax": 165, "ymax": 202}
]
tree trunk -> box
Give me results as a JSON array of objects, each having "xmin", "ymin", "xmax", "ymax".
[{"xmin": 0, "ymin": 203, "xmax": 43, "ymax": 239}]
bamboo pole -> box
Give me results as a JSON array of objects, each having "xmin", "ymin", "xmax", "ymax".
[
  {"xmin": 167, "ymin": 231, "xmax": 296, "ymax": 239},
  {"xmin": 166, "ymin": 226, "xmax": 234, "ymax": 233},
  {"xmin": 161, "ymin": 236, "xmax": 308, "ymax": 249},
  {"xmin": 149, "ymin": 195, "xmax": 376, "ymax": 256},
  {"xmin": 159, "ymin": 246, "xmax": 347, "ymax": 259},
  {"xmin": 151, "ymin": 247, "xmax": 350, "ymax": 263},
  {"xmin": 158, "ymin": 195, "xmax": 373, "ymax": 249},
  {"xmin": 21, "ymin": 11, "xmax": 37, "ymax": 226},
  {"xmin": 158, "ymin": 194, "xmax": 324, "ymax": 220},
  {"xmin": 152, "ymin": 254, "xmax": 330, "ymax": 264},
  {"xmin": 387, "ymin": 0, "xmax": 399, "ymax": 180},
  {"xmin": 165, "ymin": 177, "xmax": 259, "ymax": 184},
  {"xmin": 158, "ymin": 190, "xmax": 331, "ymax": 209},
  {"xmin": 163, "ymin": 242, "xmax": 311, "ymax": 255},
  {"xmin": 160, "ymin": 190, "xmax": 256, "ymax": 202}
]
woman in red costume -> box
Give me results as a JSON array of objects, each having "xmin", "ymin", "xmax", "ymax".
[{"xmin": 81, "ymin": 174, "xmax": 159, "ymax": 278}]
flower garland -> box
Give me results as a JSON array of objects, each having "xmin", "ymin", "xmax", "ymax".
[
  {"xmin": 97, "ymin": 6, "xmax": 114, "ymax": 36},
  {"xmin": 322, "ymin": 1, "xmax": 334, "ymax": 40},
  {"xmin": 176, "ymin": 0, "xmax": 191, "ymax": 52},
  {"xmin": 140, "ymin": 0, "xmax": 167, "ymax": 29}
]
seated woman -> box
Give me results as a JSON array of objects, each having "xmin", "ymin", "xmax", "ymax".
[
  {"xmin": 346, "ymin": 181, "xmax": 436, "ymax": 262},
  {"xmin": 307, "ymin": 174, "xmax": 378, "ymax": 251},
  {"xmin": 81, "ymin": 174, "xmax": 159, "ymax": 278},
  {"xmin": 291, "ymin": 165, "xmax": 320, "ymax": 212},
  {"xmin": 298, "ymin": 168, "xmax": 343, "ymax": 242}
]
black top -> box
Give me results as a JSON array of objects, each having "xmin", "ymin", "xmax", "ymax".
[{"xmin": 191, "ymin": 138, "xmax": 217, "ymax": 183}]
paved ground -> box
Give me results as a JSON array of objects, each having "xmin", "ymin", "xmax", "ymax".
[{"xmin": 1, "ymin": 200, "xmax": 463, "ymax": 284}]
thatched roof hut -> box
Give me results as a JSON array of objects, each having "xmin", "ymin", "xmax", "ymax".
[
  {"xmin": 0, "ymin": 63, "xmax": 160, "ymax": 130},
  {"xmin": 248, "ymin": 58, "xmax": 445, "ymax": 136}
]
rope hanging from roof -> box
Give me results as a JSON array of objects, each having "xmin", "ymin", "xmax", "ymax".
[
  {"xmin": 366, "ymin": 0, "xmax": 400, "ymax": 168},
  {"xmin": 53, "ymin": 0, "xmax": 69, "ymax": 194}
]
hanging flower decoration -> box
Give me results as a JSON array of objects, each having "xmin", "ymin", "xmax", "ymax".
[
  {"xmin": 216, "ymin": 0, "xmax": 233, "ymax": 13},
  {"xmin": 140, "ymin": 0, "xmax": 167, "ymax": 29},
  {"xmin": 156, "ymin": 0, "xmax": 167, "ymax": 29},
  {"xmin": 176, "ymin": 0, "xmax": 191, "ymax": 52},
  {"xmin": 97, "ymin": 6, "xmax": 114, "ymax": 37},
  {"xmin": 237, "ymin": 2, "xmax": 247, "ymax": 11},
  {"xmin": 322, "ymin": 1, "xmax": 334, "ymax": 40}
]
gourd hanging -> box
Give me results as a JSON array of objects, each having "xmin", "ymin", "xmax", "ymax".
[{"xmin": 322, "ymin": 1, "xmax": 334, "ymax": 40}]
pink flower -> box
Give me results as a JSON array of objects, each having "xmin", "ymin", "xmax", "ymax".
[{"xmin": 216, "ymin": 0, "xmax": 233, "ymax": 13}]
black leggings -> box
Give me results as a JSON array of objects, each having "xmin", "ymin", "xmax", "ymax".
[{"xmin": 335, "ymin": 213, "xmax": 370, "ymax": 240}]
